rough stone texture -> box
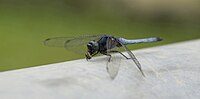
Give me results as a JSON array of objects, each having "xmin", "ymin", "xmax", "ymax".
[{"xmin": 0, "ymin": 39, "xmax": 199, "ymax": 99}]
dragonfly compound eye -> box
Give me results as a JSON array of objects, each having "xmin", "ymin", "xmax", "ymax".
[
  {"xmin": 87, "ymin": 41, "xmax": 99, "ymax": 51},
  {"xmin": 86, "ymin": 41, "xmax": 99, "ymax": 58}
]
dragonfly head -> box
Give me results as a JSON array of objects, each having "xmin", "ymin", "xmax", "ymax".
[{"xmin": 85, "ymin": 41, "xmax": 99, "ymax": 60}]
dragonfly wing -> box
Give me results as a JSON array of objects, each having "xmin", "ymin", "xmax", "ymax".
[
  {"xmin": 44, "ymin": 37, "xmax": 74, "ymax": 47},
  {"xmin": 44, "ymin": 35, "xmax": 103, "ymax": 54},
  {"xmin": 64, "ymin": 35, "xmax": 103, "ymax": 48},
  {"xmin": 44, "ymin": 35, "xmax": 103, "ymax": 48},
  {"xmin": 106, "ymin": 37, "xmax": 121, "ymax": 79},
  {"xmin": 119, "ymin": 42, "xmax": 145, "ymax": 77}
]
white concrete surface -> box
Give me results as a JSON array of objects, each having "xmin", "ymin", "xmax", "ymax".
[{"xmin": 0, "ymin": 39, "xmax": 200, "ymax": 99}]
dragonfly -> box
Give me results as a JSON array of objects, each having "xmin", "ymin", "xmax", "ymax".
[{"xmin": 44, "ymin": 34, "xmax": 163, "ymax": 79}]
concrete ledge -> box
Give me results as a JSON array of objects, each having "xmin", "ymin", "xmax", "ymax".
[{"xmin": 0, "ymin": 39, "xmax": 200, "ymax": 99}]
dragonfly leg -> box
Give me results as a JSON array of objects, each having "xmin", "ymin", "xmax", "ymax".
[
  {"xmin": 103, "ymin": 53, "xmax": 112, "ymax": 62},
  {"xmin": 109, "ymin": 50, "xmax": 131, "ymax": 60},
  {"xmin": 103, "ymin": 53, "xmax": 113, "ymax": 73}
]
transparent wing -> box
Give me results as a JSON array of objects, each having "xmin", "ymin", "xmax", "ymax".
[
  {"xmin": 44, "ymin": 37, "xmax": 74, "ymax": 47},
  {"xmin": 120, "ymin": 42, "xmax": 145, "ymax": 77},
  {"xmin": 106, "ymin": 37, "xmax": 121, "ymax": 79},
  {"xmin": 44, "ymin": 35, "xmax": 103, "ymax": 48}
]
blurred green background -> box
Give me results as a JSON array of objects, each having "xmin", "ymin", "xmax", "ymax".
[{"xmin": 0, "ymin": 0, "xmax": 200, "ymax": 71}]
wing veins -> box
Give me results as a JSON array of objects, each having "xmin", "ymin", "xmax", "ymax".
[
  {"xmin": 44, "ymin": 35, "xmax": 103, "ymax": 48},
  {"xmin": 119, "ymin": 42, "xmax": 145, "ymax": 77}
]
